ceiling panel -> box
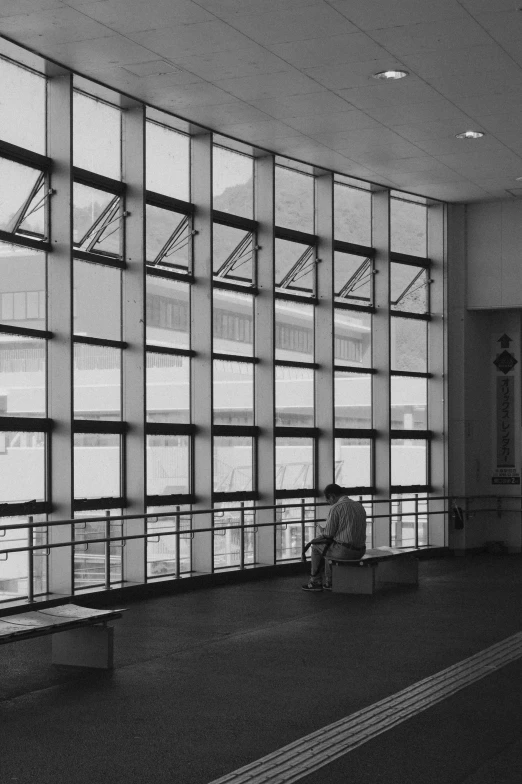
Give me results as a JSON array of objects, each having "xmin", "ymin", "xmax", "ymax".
[
  {"xmin": 224, "ymin": 4, "xmax": 357, "ymax": 45},
  {"xmin": 368, "ymin": 18, "xmax": 493, "ymax": 56},
  {"xmin": 266, "ymin": 33, "xmax": 390, "ymax": 69},
  {"xmin": 328, "ymin": 0, "xmax": 468, "ymax": 29}
]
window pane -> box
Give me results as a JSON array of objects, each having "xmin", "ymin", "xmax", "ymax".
[
  {"xmin": 0, "ymin": 159, "xmax": 45, "ymax": 238},
  {"xmin": 275, "ymin": 238, "xmax": 315, "ymax": 293},
  {"xmin": 0, "ymin": 514, "xmax": 47, "ymax": 601},
  {"xmin": 73, "ymin": 260, "xmax": 121, "ymax": 340},
  {"xmin": 391, "ymin": 376, "xmax": 427, "ymax": 430},
  {"xmin": 214, "ymin": 502, "xmax": 255, "ymax": 569},
  {"xmin": 0, "ymin": 334, "xmax": 46, "ymax": 417},
  {"xmin": 146, "ymin": 205, "xmax": 190, "ymax": 272},
  {"xmin": 275, "ymin": 300, "xmax": 313, "ymax": 362},
  {"xmin": 147, "ymin": 353, "xmax": 190, "ymax": 424},
  {"xmin": 214, "ymin": 436, "xmax": 253, "ymax": 493},
  {"xmin": 0, "ymin": 58, "xmax": 46, "ymax": 154},
  {"xmin": 146, "ymin": 277, "xmax": 189, "ymax": 349},
  {"xmin": 335, "ymin": 372, "xmax": 371, "ymax": 428},
  {"xmin": 146, "ymin": 121, "xmax": 190, "ymax": 201},
  {"xmin": 213, "ymin": 147, "xmax": 253, "ymax": 219},
  {"xmin": 74, "ymin": 344, "xmax": 121, "ymax": 421},
  {"xmin": 0, "ymin": 244, "xmax": 46, "ymax": 330},
  {"xmin": 391, "ymin": 198, "xmax": 427, "ymax": 257},
  {"xmin": 334, "ymin": 252, "xmax": 372, "ymax": 304},
  {"xmin": 334, "ymin": 184, "xmax": 371, "ymax": 246},
  {"xmin": 74, "ymin": 433, "xmax": 120, "ymax": 499},
  {"xmin": 147, "ymin": 505, "xmax": 192, "ymax": 578},
  {"xmin": 74, "ymin": 509, "xmax": 122, "ymax": 590},
  {"xmin": 391, "ymin": 494, "xmax": 428, "ymax": 547},
  {"xmin": 276, "ymin": 365, "xmax": 314, "ymax": 427},
  {"xmin": 276, "ymin": 438, "xmax": 314, "ymax": 491},
  {"xmin": 391, "ymin": 439, "xmax": 427, "ymax": 486},
  {"xmin": 390, "ymin": 262, "xmax": 428, "ymax": 314},
  {"xmin": 275, "ymin": 167, "xmax": 314, "ymax": 233},
  {"xmin": 334, "ymin": 309, "xmax": 371, "ymax": 368},
  {"xmin": 214, "ymin": 359, "xmax": 253, "ymax": 426},
  {"xmin": 213, "ymin": 289, "xmax": 254, "ymax": 356},
  {"xmin": 335, "ymin": 437, "xmax": 371, "ymax": 488},
  {"xmin": 73, "ymin": 92, "xmax": 121, "ymax": 179},
  {"xmin": 73, "ymin": 183, "xmax": 121, "ymax": 257},
  {"xmin": 391, "ymin": 317, "xmax": 427, "ymax": 373},
  {"xmin": 0, "ymin": 431, "xmax": 46, "ymax": 503},
  {"xmin": 214, "ymin": 223, "xmax": 253, "ymax": 284},
  {"xmin": 275, "ymin": 499, "xmax": 316, "ymax": 561},
  {"xmin": 147, "ymin": 435, "xmax": 190, "ymax": 496}
]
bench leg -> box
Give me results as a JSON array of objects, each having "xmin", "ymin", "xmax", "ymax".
[
  {"xmin": 376, "ymin": 557, "xmax": 418, "ymax": 586},
  {"xmin": 52, "ymin": 624, "xmax": 114, "ymax": 669},
  {"xmin": 332, "ymin": 564, "xmax": 376, "ymax": 595}
]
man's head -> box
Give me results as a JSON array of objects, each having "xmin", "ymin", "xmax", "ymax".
[{"xmin": 323, "ymin": 483, "xmax": 344, "ymax": 505}]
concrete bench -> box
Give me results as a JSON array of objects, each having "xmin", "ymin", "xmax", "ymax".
[
  {"xmin": 0, "ymin": 604, "xmax": 125, "ymax": 669},
  {"xmin": 327, "ymin": 546, "xmax": 420, "ymax": 595}
]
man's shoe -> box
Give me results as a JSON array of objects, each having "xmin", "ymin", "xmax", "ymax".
[
  {"xmin": 301, "ymin": 581, "xmax": 323, "ymax": 592},
  {"xmin": 323, "ymin": 584, "xmax": 332, "ymax": 591}
]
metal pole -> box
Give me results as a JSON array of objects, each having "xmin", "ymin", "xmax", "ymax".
[
  {"xmin": 497, "ymin": 496, "xmax": 502, "ymax": 519},
  {"xmin": 300, "ymin": 498, "xmax": 306, "ymax": 554},
  {"xmin": 175, "ymin": 505, "xmax": 181, "ymax": 579},
  {"xmin": 414, "ymin": 494, "xmax": 419, "ymax": 549},
  {"xmin": 27, "ymin": 516, "xmax": 34, "ymax": 603},
  {"xmin": 105, "ymin": 510, "xmax": 111, "ymax": 589},
  {"xmin": 240, "ymin": 502, "xmax": 245, "ymax": 570}
]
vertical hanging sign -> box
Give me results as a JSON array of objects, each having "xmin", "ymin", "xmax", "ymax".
[{"xmin": 492, "ymin": 333, "xmax": 520, "ymax": 484}]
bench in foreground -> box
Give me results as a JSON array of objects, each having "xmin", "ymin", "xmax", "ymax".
[
  {"xmin": 0, "ymin": 604, "xmax": 124, "ymax": 669},
  {"xmin": 328, "ymin": 546, "xmax": 420, "ymax": 595}
]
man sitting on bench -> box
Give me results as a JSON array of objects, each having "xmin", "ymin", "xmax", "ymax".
[{"xmin": 302, "ymin": 484, "xmax": 367, "ymax": 592}]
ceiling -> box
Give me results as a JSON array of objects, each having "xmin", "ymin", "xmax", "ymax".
[{"xmin": 2, "ymin": 0, "xmax": 522, "ymax": 203}]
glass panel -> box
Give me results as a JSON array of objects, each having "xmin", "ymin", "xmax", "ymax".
[
  {"xmin": 391, "ymin": 438, "xmax": 427, "ymax": 487},
  {"xmin": 147, "ymin": 353, "xmax": 190, "ymax": 424},
  {"xmin": 74, "ymin": 344, "xmax": 121, "ymax": 421},
  {"xmin": 213, "ymin": 436, "xmax": 253, "ymax": 494},
  {"xmin": 335, "ymin": 437, "xmax": 371, "ymax": 488},
  {"xmin": 213, "ymin": 147, "xmax": 253, "ymax": 219},
  {"xmin": 73, "ymin": 92, "xmax": 121, "ymax": 180},
  {"xmin": 275, "ymin": 238, "xmax": 315, "ymax": 293},
  {"xmin": 0, "ymin": 159, "xmax": 45, "ymax": 238},
  {"xmin": 0, "ymin": 243, "xmax": 46, "ymax": 330},
  {"xmin": 391, "ymin": 494, "xmax": 428, "ymax": 547},
  {"xmin": 275, "ymin": 499, "xmax": 316, "ymax": 561},
  {"xmin": 391, "ymin": 376, "xmax": 427, "ymax": 430},
  {"xmin": 214, "ymin": 502, "xmax": 255, "ymax": 569},
  {"xmin": 147, "ymin": 505, "xmax": 192, "ymax": 578},
  {"xmin": 0, "ymin": 334, "xmax": 46, "ymax": 418},
  {"xmin": 275, "ymin": 167, "xmax": 314, "ymax": 233},
  {"xmin": 214, "ymin": 359, "xmax": 253, "ymax": 426},
  {"xmin": 334, "ymin": 372, "xmax": 371, "ymax": 428},
  {"xmin": 276, "ymin": 437, "xmax": 314, "ymax": 491},
  {"xmin": 146, "ymin": 121, "xmax": 190, "ymax": 201},
  {"xmin": 391, "ymin": 317, "xmax": 427, "ymax": 373},
  {"xmin": 74, "ymin": 433, "xmax": 120, "ymax": 499},
  {"xmin": 275, "ymin": 366, "xmax": 314, "ymax": 427},
  {"xmin": 391, "ymin": 262, "xmax": 428, "ymax": 314},
  {"xmin": 334, "ymin": 184, "xmax": 371, "ymax": 246},
  {"xmin": 334, "ymin": 252, "xmax": 372, "ymax": 304},
  {"xmin": 147, "ymin": 435, "xmax": 190, "ymax": 496},
  {"xmin": 275, "ymin": 300, "xmax": 313, "ymax": 362},
  {"xmin": 73, "ymin": 260, "xmax": 121, "ymax": 340},
  {"xmin": 213, "ymin": 223, "xmax": 253, "ymax": 284},
  {"xmin": 334, "ymin": 309, "xmax": 371, "ymax": 368},
  {"xmin": 146, "ymin": 205, "xmax": 190, "ymax": 272},
  {"xmin": 391, "ymin": 198, "xmax": 427, "ymax": 257},
  {"xmin": 213, "ymin": 289, "xmax": 254, "ymax": 356},
  {"xmin": 74, "ymin": 509, "xmax": 122, "ymax": 590},
  {"xmin": 73, "ymin": 183, "xmax": 121, "ymax": 257},
  {"xmin": 0, "ymin": 431, "xmax": 46, "ymax": 503},
  {"xmin": 0, "ymin": 58, "xmax": 46, "ymax": 154},
  {"xmin": 0, "ymin": 514, "xmax": 47, "ymax": 601},
  {"xmin": 146, "ymin": 276, "xmax": 189, "ymax": 349}
]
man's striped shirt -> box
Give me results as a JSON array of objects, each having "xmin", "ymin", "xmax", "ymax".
[{"xmin": 323, "ymin": 496, "xmax": 367, "ymax": 547}]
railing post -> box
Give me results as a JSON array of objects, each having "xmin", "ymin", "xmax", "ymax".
[
  {"xmin": 104, "ymin": 511, "xmax": 111, "ymax": 590},
  {"xmin": 240, "ymin": 502, "xmax": 245, "ymax": 570},
  {"xmin": 414, "ymin": 494, "xmax": 419, "ymax": 549},
  {"xmin": 175, "ymin": 505, "xmax": 181, "ymax": 579},
  {"xmin": 27, "ymin": 516, "xmax": 34, "ymax": 603},
  {"xmin": 497, "ymin": 496, "xmax": 502, "ymax": 519},
  {"xmin": 300, "ymin": 498, "xmax": 306, "ymax": 553}
]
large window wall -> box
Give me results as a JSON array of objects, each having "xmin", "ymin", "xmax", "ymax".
[{"xmin": 0, "ymin": 46, "xmax": 446, "ymax": 601}]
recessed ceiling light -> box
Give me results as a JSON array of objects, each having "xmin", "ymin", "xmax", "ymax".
[
  {"xmin": 372, "ymin": 70, "xmax": 409, "ymax": 81},
  {"xmin": 455, "ymin": 130, "xmax": 484, "ymax": 139}
]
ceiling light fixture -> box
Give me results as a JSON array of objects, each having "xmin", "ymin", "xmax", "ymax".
[
  {"xmin": 455, "ymin": 130, "xmax": 484, "ymax": 139},
  {"xmin": 372, "ymin": 70, "xmax": 409, "ymax": 80}
]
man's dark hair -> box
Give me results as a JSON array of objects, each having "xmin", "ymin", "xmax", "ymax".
[{"xmin": 323, "ymin": 483, "xmax": 344, "ymax": 497}]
